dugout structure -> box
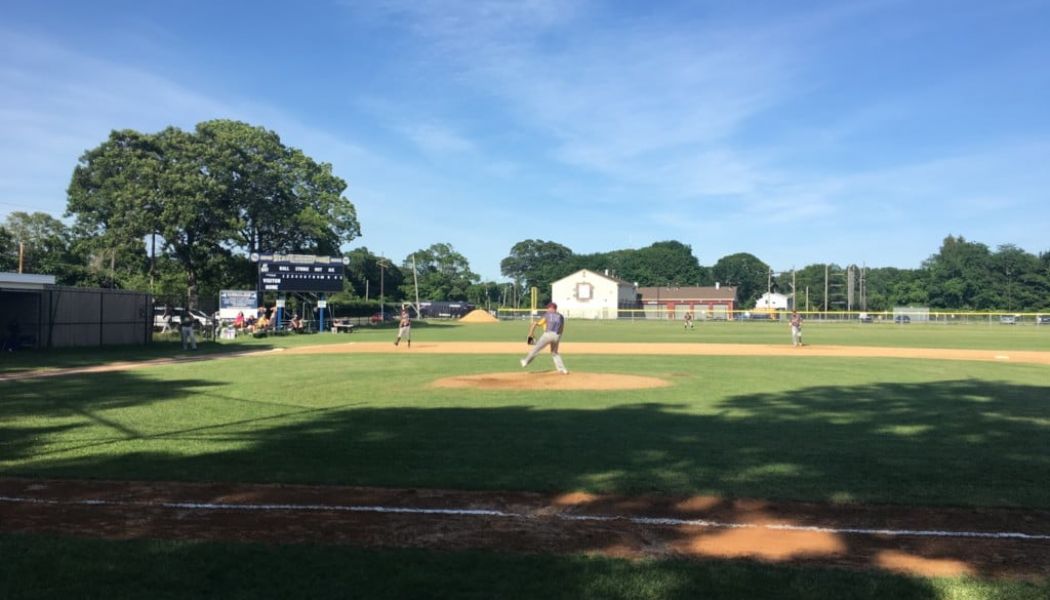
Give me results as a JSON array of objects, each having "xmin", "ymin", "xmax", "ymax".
[{"xmin": 0, "ymin": 273, "xmax": 152, "ymax": 349}]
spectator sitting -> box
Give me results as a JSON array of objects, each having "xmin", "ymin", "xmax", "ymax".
[
  {"xmin": 249, "ymin": 314, "xmax": 270, "ymax": 336},
  {"xmin": 289, "ymin": 313, "xmax": 304, "ymax": 332}
]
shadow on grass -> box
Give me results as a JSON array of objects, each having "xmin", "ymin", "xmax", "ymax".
[
  {"xmin": 3, "ymin": 371, "xmax": 1049, "ymax": 582},
  {"xmin": 6, "ymin": 534, "xmax": 1026, "ymax": 600},
  {"xmin": 4, "ymin": 373, "xmax": 1048, "ymax": 505},
  {"xmin": 0, "ymin": 339, "xmax": 277, "ymax": 376}
]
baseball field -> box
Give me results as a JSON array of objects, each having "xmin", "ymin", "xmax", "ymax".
[{"xmin": 2, "ymin": 320, "xmax": 1049, "ymax": 599}]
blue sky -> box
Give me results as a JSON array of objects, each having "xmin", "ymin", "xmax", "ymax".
[{"xmin": 2, "ymin": 0, "xmax": 1048, "ymax": 280}]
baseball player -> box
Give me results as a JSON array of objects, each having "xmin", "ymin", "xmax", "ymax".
[
  {"xmin": 521, "ymin": 302, "xmax": 568, "ymax": 374},
  {"xmin": 683, "ymin": 310, "xmax": 694, "ymax": 329},
  {"xmin": 790, "ymin": 310, "xmax": 803, "ymax": 347},
  {"xmin": 394, "ymin": 307, "xmax": 411, "ymax": 348}
]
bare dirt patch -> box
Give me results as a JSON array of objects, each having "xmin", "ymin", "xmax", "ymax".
[
  {"xmin": 2, "ymin": 478, "xmax": 1048, "ymax": 580},
  {"xmin": 431, "ymin": 371, "xmax": 670, "ymax": 391},
  {"xmin": 458, "ymin": 309, "xmax": 499, "ymax": 323}
]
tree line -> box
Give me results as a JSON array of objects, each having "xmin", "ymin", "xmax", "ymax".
[
  {"xmin": 498, "ymin": 237, "xmax": 1050, "ymax": 311},
  {"xmin": 2, "ymin": 120, "xmax": 1047, "ymax": 312}
]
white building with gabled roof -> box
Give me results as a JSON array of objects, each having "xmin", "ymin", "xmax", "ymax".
[{"xmin": 550, "ymin": 269, "xmax": 637, "ymax": 319}]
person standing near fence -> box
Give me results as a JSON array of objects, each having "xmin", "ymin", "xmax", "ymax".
[
  {"xmin": 394, "ymin": 307, "xmax": 412, "ymax": 348},
  {"xmin": 790, "ymin": 310, "xmax": 803, "ymax": 347},
  {"xmin": 180, "ymin": 307, "xmax": 198, "ymax": 351},
  {"xmin": 521, "ymin": 302, "xmax": 568, "ymax": 374}
]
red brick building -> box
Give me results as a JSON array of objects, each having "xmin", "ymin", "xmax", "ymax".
[{"xmin": 636, "ymin": 285, "xmax": 738, "ymax": 319}]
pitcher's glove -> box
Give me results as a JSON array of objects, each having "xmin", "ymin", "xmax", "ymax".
[{"xmin": 526, "ymin": 336, "xmax": 535, "ymax": 345}]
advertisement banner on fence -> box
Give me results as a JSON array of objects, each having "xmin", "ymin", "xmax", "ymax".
[{"xmin": 219, "ymin": 290, "xmax": 259, "ymax": 320}]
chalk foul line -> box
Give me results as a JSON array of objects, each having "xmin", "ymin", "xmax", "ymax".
[{"xmin": 2, "ymin": 495, "xmax": 1049, "ymax": 541}]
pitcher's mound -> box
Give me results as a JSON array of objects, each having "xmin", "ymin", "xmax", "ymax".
[{"xmin": 432, "ymin": 371, "xmax": 670, "ymax": 390}]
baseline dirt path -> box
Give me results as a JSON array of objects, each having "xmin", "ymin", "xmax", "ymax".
[
  {"xmin": 284, "ymin": 341, "xmax": 1050, "ymax": 366},
  {"xmin": 2, "ymin": 478, "xmax": 1048, "ymax": 580},
  {"xmin": 3, "ymin": 342, "xmax": 1047, "ymax": 384}
]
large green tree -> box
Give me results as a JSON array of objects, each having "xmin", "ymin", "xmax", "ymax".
[
  {"xmin": 345, "ymin": 247, "xmax": 404, "ymax": 302},
  {"xmin": 2, "ymin": 211, "xmax": 78, "ymax": 283},
  {"xmin": 923, "ymin": 236, "xmax": 994, "ymax": 309},
  {"xmin": 500, "ymin": 239, "xmax": 575, "ymax": 301},
  {"xmin": 402, "ymin": 243, "xmax": 479, "ymax": 301},
  {"xmin": 195, "ymin": 120, "xmax": 360, "ymax": 255},
  {"xmin": 987, "ymin": 244, "xmax": 1046, "ymax": 311},
  {"xmin": 66, "ymin": 121, "xmax": 360, "ymax": 307},
  {"xmin": 710, "ymin": 253, "xmax": 770, "ymax": 308},
  {"xmin": 617, "ymin": 241, "xmax": 707, "ymax": 286},
  {"xmin": 0, "ymin": 225, "xmax": 16, "ymax": 272}
]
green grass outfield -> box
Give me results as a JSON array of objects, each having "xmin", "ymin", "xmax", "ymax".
[{"xmin": 2, "ymin": 323, "xmax": 1048, "ymax": 598}]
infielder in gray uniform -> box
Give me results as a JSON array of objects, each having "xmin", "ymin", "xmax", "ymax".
[
  {"xmin": 394, "ymin": 308, "xmax": 411, "ymax": 347},
  {"xmin": 790, "ymin": 310, "xmax": 803, "ymax": 347},
  {"xmin": 521, "ymin": 302, "xmax": 568, "ymax": 374}
]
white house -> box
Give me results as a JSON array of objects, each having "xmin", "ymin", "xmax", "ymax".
[
  {"xmin": 550, "ymin": 269, "xmax": 637, "ymax": 319},
  {"xmin": 754, "ymin": 292, "xmax": 790, "ymax": 310}
]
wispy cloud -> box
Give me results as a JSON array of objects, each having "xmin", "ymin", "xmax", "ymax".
[
  {"xmin": 397, "ymin": 121, "xmax": 475, "ymax": 155},
  {"xmin": 0, "ymin": 29, "xmax": 375, "ymax": 220},
  {"xmin": 352, "ymin": 1, "xmax": 816, "ymax": 207}
]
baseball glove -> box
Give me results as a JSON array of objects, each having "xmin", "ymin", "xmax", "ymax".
[{"xmin": 526, "ymin": 336, "xmax": 535, "ymax": 345}]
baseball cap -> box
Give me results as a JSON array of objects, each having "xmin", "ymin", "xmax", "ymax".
[{"xmin": 547, "ymin": 302, "xmax": 558, "ymax": 309}]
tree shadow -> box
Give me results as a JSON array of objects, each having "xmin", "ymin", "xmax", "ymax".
[
  {"xmin": 0, "ymin": 339, "xmax": 278, "ymax": 376},
  {"xmin": 4, "ymin": 372, "xmax": 1049, "ymax": 581},
  {"xmin": 0, "ymin": 534, "xmax": 968, "ymax": 600}
]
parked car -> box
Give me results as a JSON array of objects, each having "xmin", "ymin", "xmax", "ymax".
[
  {"xmin": 858, "ymin": 312, "xmax": 873, "ymax": 323},
  {"xmin": 154, "ymin": 306, "xmax": 211, "ymax": 331},
  {"xmin": 893, "ymin": 315, "xmax": 911, "ymax": 324},
  {"xmin": 1037, "ymin": 315, "xmax": 1050, "ymax": 325},
  {"xmin": 999, "ymin": 315, "xmax": 1018, "ymax": 325}
]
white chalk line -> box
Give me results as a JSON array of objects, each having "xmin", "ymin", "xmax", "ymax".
[{"xmin": 2, "ymin": 495, "xmax": 1049, "ymax": 541}]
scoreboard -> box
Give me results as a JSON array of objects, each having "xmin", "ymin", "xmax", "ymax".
[{"xmin": 253, "ymin": 253, "xmax": 348, "ymax": 293}]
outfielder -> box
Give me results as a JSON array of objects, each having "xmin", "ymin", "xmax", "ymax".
[
  {"xmin": 394, "ymin": 307, "xmax": 411, "ymax": 348},
  {"xmin": 521, "ymin": 302, "xmax": 568, "ymax": 374},
  {"xmin": 790, "ymin": 310, "xmax": 803, "ymax": 347}
]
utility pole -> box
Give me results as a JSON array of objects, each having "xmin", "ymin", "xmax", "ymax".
[
  {"xmin": 412, "ymin": 254, "xmax": 421, "ymax": 317},
  {"xmin": 378, "ymin": 258, "xmax": 389, "ymax": 320},
  {"xmin": 18, "ymin": 242, "xmax": 24, "ymax": 274},
  {"xmin": 792, "ymin": 268, "xmax": 797, "ymax": 310},
  {"xmin": 824, "ymin": 264, "xmax": 829, "ymax": 313},
  {"xmin": 149, "ymin": 232, "xmax": 156, "ymax": 293}
]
